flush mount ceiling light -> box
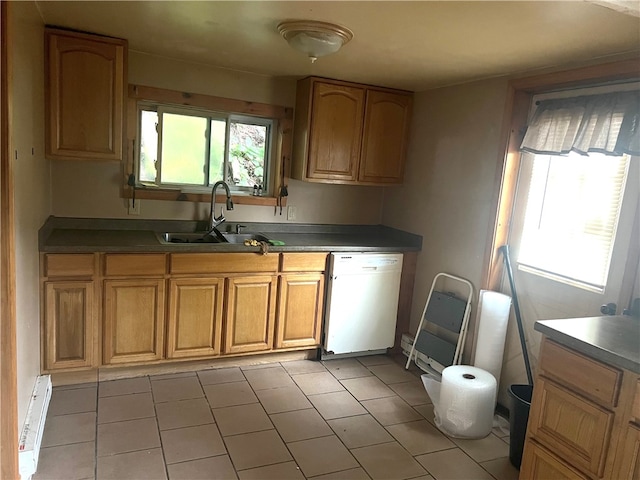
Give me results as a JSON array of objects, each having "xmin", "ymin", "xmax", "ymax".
[{"xmin": 277, "ymin": 20, "xmax": 353, "ymax": 63}]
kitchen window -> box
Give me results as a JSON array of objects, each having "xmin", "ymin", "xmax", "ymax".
[
  {"xmin": 512, "ymin": 84, "xmax": 639, "ymax": 291},
  {"xmin": 137, "ymin": 103, "xmax": 274, "ymax": 194},
  {"xmin": 517, "ymin": 150, "xmax": 629, "ymax": 289}
]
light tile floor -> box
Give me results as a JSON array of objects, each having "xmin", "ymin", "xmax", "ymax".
[{"xmin": 34, "ymin": 355, "xmax": 519, "ymax": 480}]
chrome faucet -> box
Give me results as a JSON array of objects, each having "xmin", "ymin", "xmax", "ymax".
[{"xmin": 208, "ymin": 181, "xmax": 234, "ymax": 232}]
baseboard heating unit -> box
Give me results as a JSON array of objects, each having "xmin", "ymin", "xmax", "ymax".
[{"xmin": 19, "ymin": 375, "xmax": 52, "ymax": 480}]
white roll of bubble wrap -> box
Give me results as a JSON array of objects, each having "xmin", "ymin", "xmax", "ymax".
[
  {"xmin": 473, "ymin": 290, "xmax": 511, "ymax": 388},
  {"xmin": 422, "ymin": 365, "xmax": 497, "ymax": 439}
]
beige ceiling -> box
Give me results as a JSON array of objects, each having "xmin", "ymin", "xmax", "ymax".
[{"xmin": 35, "ymin": 1, "xmax": 640, "ymax": 92}]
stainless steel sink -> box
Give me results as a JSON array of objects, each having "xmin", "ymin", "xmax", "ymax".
[
  {"xmin": 157, "ymin": 231, "xmax": 270, "ymax": 245},
  {"xmin": 221, "ymin": 233, "xmax": 270, "ymax": 244},
  {"xmin": 158, "ymin": 232, "xmax": 221, "ymax": 244}
]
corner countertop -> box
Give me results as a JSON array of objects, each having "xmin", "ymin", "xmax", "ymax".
[
  {"xmin": 39, "ymin": 216, "xmax": 422, "ymax": 254},
  {"xmin": 535, "ymin": 315, "xmax": 640, "ymax": 373}
]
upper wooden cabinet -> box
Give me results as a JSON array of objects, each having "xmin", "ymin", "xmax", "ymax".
[
  {"xmin": 359, "ymin": 90, "xmax": 412, "ymax": 184},
  {"xmin": 292, "ymin": 77, "xmax": 412, "ymax": 185},
  {"xmin": 305, "ymin": 82, "xmax": 364, "ymax": 182},
  {"xmin": 45, "ymin": 28, "xmax": 127, "ymax": 161}
]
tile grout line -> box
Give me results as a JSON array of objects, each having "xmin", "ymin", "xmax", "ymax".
[
  {"xmin": 201, "ymin": 365, "xmax": 244, "ymax": 477},
  {"xmin": 149, "ymin": 374, "xmax": 171, "ymax": 480}
]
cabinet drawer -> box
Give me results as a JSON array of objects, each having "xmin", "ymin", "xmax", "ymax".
[
  {"xmin": 521, "ymin": 440, "xmax": 589, "ymax": 480},
  {"xmin": 280, "ymin": 253, "xmax": 328, "ymax": 272},
  {"xmin": 530, "ymin": 377, "xmax": 614, "ymax": 477},
  {"xmin": 540, "ymin": 339, "xmax": 621, "ymax": 407},
  {"xmin": 45, "ymin": 254, "xmax": 95, "ymax": 277},
  {"xmin": 170, "ymin": 253, "xmax": 278, "ymax": 274},
  {"xmin": 104, "ymin": 254, "xmax": 166, "ymax": 276}
]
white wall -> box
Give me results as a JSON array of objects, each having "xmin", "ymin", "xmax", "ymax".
[
  {"xmin": 11, "ymin": 1, "xmax": 50, "ymax": 428},
  {"xmin": 382, "ymin": 77, "xmax": 514, "ymax": 397},
  {"xmin": 50, "ymin": 51, "xmax": 385, "ymax": 225}
]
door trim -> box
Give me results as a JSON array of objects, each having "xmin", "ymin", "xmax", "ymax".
[
  {"xmin": 0, "ymin": 0, "xmax": 19, "ymax": 477},
  {"xmin": 619, "ymin": 193, "xmax": 640, "ymax": 311}
]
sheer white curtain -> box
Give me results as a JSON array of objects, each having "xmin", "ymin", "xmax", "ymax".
[{"xmin": 520, "ymin": 91, "xmax": 640, "ymax": 156}]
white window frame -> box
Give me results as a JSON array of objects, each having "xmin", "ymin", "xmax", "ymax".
[{"xmin": 135, "ymin": 102, "xmax": 275, "ymax": 195}]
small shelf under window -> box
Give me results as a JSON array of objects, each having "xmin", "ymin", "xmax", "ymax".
[{"xmin": 124, "ymin": 187, "xmax": 285, "ymax": 207}]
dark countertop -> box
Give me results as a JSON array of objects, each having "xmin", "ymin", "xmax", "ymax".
[
  {"xmin": 535, "ymin": 316, "xmax": 640, "ymax": 373},
  {"xmin": 39, "ymin": 216, "xmax": 422, "ymax": 253}
]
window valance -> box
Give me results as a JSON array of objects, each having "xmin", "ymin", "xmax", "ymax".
[{"xmin": 520, "ymin": 90, "xmax": 640, "ymax": 156}]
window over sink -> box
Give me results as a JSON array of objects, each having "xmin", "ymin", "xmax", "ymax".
[
  {"xmin": 124, "ymin": 85, "xmax": 293, "ymax": 207},
  {"xmin": 137, "ymin": 103, "xmax": 274, "ymax": 195}
]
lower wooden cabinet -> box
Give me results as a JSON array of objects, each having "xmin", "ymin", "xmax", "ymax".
[
  {"xmin": 521, "ymin": 441, "xmax": 589, "ymax": 479},
  {"xmin": 613, "ymin": 423, "xmax": 640, "ymax": 479},
  {"xmin": 103, "ymin": 278, "xmax": 165, "ymax": 364},
  {"xmin": 528, "ymin": 377, "xmax": 613, "ymax": 477},
  {"xmin": 276, "ymin": 273, "xmax": 324, "ymax": 349},
  {"xmin": 40, "ymin": 251, "xmax": 349, "ymax": 370},
  {"xmin": 521, "ymin": 338, "xmax": 640, "ymax": 480},
  {"xmin": 166, "ymin": 278, "xmax": 224, "ymax": 359},
  {"xmin": 224, "ymin": 275, "xmax": 277, "ymax": 354},
  {"xmin": 44, "ymin": 281, "xmax": 94, "ymax": 370}
]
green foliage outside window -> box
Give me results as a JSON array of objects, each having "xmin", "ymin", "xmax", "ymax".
[{"xmin": 138, "ymin": 106, "xmax": 271, "ymax": 192}]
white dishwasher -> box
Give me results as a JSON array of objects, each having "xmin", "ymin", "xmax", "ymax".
[{"xmin": 323, "ymin": 252, "xmax": 404, "ymax": 358}]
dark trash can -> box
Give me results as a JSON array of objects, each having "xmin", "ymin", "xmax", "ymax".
[{"xmin": 508, "ymin": 384, "xmax": 533, "ymax": 469}]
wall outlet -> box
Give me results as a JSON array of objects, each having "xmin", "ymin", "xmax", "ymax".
[
  {"xmin": 128, "ymin": 199, "xmax": 141, "ymax": 215},
  {"xmin": 287, "ymin": 205, "xmax": 297, "ymax": 221}
]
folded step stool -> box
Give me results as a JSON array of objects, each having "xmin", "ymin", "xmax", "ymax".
[{"xmin": 405, "ymin": 272, "xmax": 473, "ymax": 375}]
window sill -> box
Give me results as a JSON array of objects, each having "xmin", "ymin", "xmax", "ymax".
[
  {"xmin": 517, "ymin": 263, "xmax": 605, "ymax": 294},
  {"xmin": 123, "ymin": 186, "xmax": 287, "ymax": 207}
]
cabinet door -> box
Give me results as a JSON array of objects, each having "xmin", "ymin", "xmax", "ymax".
[
  {"xmin": 529, "ymin": 376, "xmax": 614, "ymax": 477},
  {"xmin": 307, "ymin": 82, "xmax": 365, "ymax": 182},
  {"xmin": 46, "ymin": 29, "xmax": 126, "ymax": 161},
  {"xmin": 167, "ymin": 278, "xmax": 224, "ymax": 359},
  {"xmin": 359, "ymin": 90, "xmax": 412, "ymax": 184},
  {"xmin": 44, "ymin": 281, "xmax": 94, "ymax": 370},
  {"xmin": 276, "ymin": 273, "xmax": 324, "ymax": 349},
  {"xmin": 521, "ymin": 441, "xmax": 589, "ymax": 480},
  {"xmin": 103, "ymin": 279, "xmax": 165, "ymax": 364},
  {"xmin": 224, "ymin": 276, "xmax": 277, "ymax": 354},
  {"xmin": 613, "ymin": 423, "xmax": 640, "ymax": 480}
]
